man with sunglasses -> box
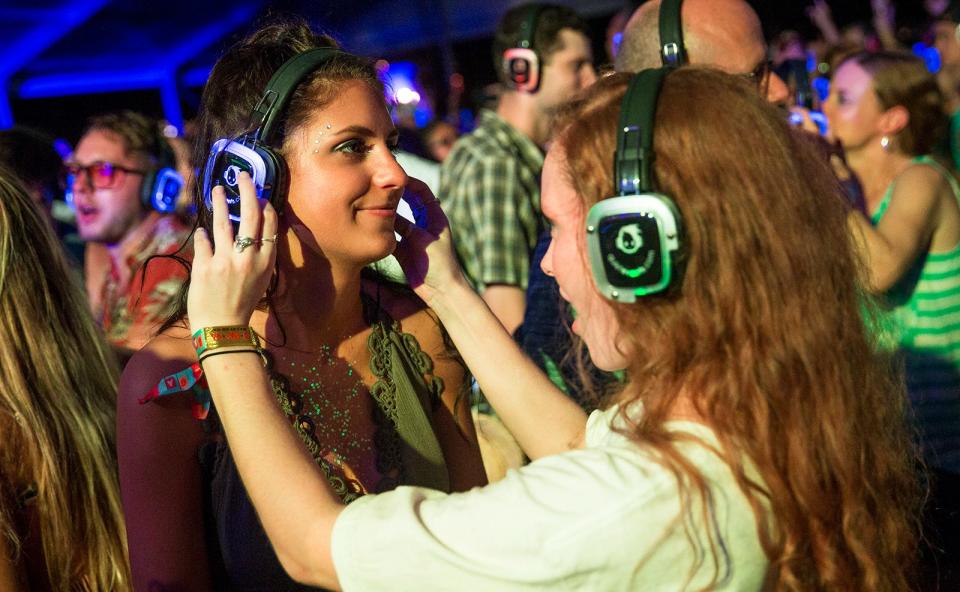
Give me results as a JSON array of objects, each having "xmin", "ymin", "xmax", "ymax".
[{"xmin": 66, "ymin": 111, "xmax": 190, "ymax": 359}]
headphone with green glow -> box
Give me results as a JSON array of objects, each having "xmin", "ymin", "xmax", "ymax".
[{"xmin": 585, "ymin": 67, "xmax": 683, "ymax": 303}]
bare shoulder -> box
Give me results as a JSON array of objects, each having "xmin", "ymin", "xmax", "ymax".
[
  {"xmin": 117, "ymin": 324, "xmax": 204, "ymax": 449},
  {"xmin": 119, "ymin": 325, "xmax": 195, "ymax": 406},
  {"xmin": 364, "ymin": 277, "xmax": 449, "ymax": 356},
  {"xmin": 896, "ymin": 162, "xmax": 951, "ymax": 199}
]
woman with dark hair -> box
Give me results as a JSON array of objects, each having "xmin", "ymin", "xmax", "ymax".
[
  {"xmin": 185, "ymin": 68, "xmax": 920, "ymax": 590},
  {"xmin": 0, "ymin": 169, "xmax": 130, "ymax": 590},
  {"xmin": 116, "ymin": 19, "xmax": 486, "ymax": 590}
]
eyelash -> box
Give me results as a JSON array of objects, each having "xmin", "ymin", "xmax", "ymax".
[
  {"xmin": 335, "ymin": 139, "xmax": 401, "ymax": 157},
  {"xmin": 336, "ymin": 139, "xmax": 374, "ymax": 155}
]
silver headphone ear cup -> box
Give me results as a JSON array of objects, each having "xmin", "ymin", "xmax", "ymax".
[{"xmin": 586, "ymin": 194, "xmax": 681, "ymax": 303}]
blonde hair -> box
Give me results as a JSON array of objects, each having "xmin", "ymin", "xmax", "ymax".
[
  {"xmin": 0, "ymin": 170, "xmax": 130, "ymax": 590},
  {"xmin": 559, "ymin": 70, "xmax": 920, "ymax": 590}
]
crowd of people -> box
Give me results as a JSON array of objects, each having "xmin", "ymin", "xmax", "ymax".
[{"xmin": 0, "ymin": 0, "xmax": 958, "ymax": 590}]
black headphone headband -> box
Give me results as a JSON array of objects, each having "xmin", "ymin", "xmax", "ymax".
[
  {"xmin": 586, "ymin": 67, "xmax": 681, "ymax": 301},
  {"xmin": 517, "ymin": 4, "xmax": 544, "ymax": 50},
  {"xmin": 658, "ymin": 0, "xmax": 687, "ymax": 67},
  {"xmin": 249, "ymin": 47, "xmax": 342, "ymax": 144},
  {"xmin": 615, "ymin": 68, "xmax": 668, "ymax": 195}
]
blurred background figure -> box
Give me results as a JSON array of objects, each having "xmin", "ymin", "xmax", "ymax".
[
  {"xmin": 0, "ymin": 169, "xmax": 130, "ymax": 591},
  {"xmin": 67, "ymin": 111, "xmax": 191, "ymax": 362},
  {"xmin": 0, "ymin": 128, "xmax": 60, "ymax": 222},
  {"xmin": 931, "ymin": 2, "xmax": 960, "ymax": 169},
  {"xmin": 422, "ymin": 120, "xmax": 459, "ymax": 163},
  {"xmin": 825, "ymin": 50, "xmax": 960, "ymax": 590},
  {"xmin": 0, "ymin": 127, "xmax": 84, "ymax": 268},
  {"xmin": 441, "ymin": 2, "xmax": 597, "ymax": 336}
]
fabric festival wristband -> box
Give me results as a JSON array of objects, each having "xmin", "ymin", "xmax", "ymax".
[
  {"xmin": 192, "ymin": 326, "xmax": 259, "ymax": 357},
  {"xmin": 138, "ymin": 363, "xmax": 211, "ymax": 420}
]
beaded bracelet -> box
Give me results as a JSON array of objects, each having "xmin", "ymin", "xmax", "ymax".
[{"xmin": 192, "ymin": 326, "xmax": 259, "ymax": 357}]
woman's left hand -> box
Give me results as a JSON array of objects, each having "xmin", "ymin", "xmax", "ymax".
[{"xmin": 187, "ymin": 171, "xmax": 278, "ymax": 333}]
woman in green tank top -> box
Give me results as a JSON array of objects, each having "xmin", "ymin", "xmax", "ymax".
[{"xmin": 825, "ymin": 50, "xmax": 960, "ymax": 476}]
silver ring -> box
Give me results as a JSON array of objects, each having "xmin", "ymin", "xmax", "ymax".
[
  {"xmin": 234, "ymin": 236, "xmax": 256, "ymax": 253},
  {"xmin": 259, "ymin": 234, "xmax": 278, "ymax": 244}
]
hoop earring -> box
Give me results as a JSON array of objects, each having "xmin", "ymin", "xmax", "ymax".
[{"xmin": 880, "ymin": 136, "xmax": 891, "ymax": 151}]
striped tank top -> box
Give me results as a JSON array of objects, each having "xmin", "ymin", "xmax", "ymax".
[{"xmin": 871, "ymin": 155, "xmax": 960, "ymax": 473}]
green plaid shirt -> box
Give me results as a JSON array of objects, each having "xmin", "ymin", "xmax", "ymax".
[{"xmin": 439, "ymin": 111, "xmax": 545, "ymax": 291}]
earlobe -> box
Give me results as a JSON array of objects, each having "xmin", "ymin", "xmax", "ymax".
[{"xmin": 878, "ymin": 105, "xmax": 909, "ymax": 136}]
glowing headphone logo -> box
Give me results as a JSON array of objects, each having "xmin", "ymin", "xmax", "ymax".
[
  {"xmin": 224, "ymin": 164, "xmax": 241, "ymax": 187},
  {"xmin": 615, "ymin": 223, "xmax": 643, "ymax": 255}
]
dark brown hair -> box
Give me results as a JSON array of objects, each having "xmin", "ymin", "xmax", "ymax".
[
  {"xmin": 557, "ymin": 69, "xmax": 920, "ymax": 590},
  {"xmin": 83, "ymin": 110, "xmax": 172, "ymax": 168},
  {"xmin": 160, "ymin": 17, "xmax": 385, "ymax": 332},
  {"xmin": 492, "ymin": 3, "xmax": 591, "ymax": 85}
]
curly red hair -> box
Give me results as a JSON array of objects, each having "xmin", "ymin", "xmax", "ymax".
[{"xmin": 557, "ymin": 69, "xmax": 921, "ymax": 590}]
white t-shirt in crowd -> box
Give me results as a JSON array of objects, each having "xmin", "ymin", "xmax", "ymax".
[{"xmin": 331, "ymin": 405, "xmax": 768, "ymax": 590}]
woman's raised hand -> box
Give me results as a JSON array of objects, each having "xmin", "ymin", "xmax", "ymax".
[
  {"xmin": 187, "ymin": 172, "xmax": 278, "ymax": 332},
  {"xmin": 392, "ymin": 178, "xmax": 468, "ymax": 307}
]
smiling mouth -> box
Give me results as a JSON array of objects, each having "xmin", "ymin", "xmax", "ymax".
[{"xmin": 357, "ymin": 207, "xmax": 397, "ymax": 217}]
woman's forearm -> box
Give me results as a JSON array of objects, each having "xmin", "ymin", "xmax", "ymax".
[
  {"xmin": 200, "ymin": 352, "xmax": 343, "ymax": 589},
  {"xmin": 429, "ymin": 282, "xmax": 588, "ymax": 460}
]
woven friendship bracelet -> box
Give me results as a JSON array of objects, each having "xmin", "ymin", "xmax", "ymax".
[{"xmin": 192, "ymin": 326, "xmax": 259, "ymax": 357}]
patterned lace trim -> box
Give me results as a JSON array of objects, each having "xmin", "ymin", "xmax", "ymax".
[
  {"xmin": 367, "ymin": 319, "xmax": 445, "ymax": 484},
  {"xmin": 261, "ymin": 319, "xmax": 442, "ymax": 503}
]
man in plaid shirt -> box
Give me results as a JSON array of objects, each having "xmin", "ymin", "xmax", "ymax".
[{"xmin": 439, "ymin": 3, "xmax": 596, "ymax": 334}]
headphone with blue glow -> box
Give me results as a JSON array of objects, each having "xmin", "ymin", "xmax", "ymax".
[
  {"xmin": 141, "ymin": 144, "xmax": 183, "ymax": 214},
  {"xmin": 585, "ymin": 67, "xmax": 683, "ymax": 302},
  {"xmin": 65, "ymin": 129, "xmax": 183, "ymax": 215},
  {"xmin": 502, "ymin": 4, "xmax": 544, "ymax": 92},
  {"xmin": 201, "ymin": 47, "xmax": 343, "ymax": 223}
]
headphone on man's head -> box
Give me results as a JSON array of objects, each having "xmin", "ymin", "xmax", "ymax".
[
  {"xmin": 141, "ymin": 134, "xmax": 183, "ymax": 214},
  {"xmin": 202, "ymin": 47, "xmax": 342, "ymax": 224},
  {"xmin": 585, "ymin": 67, "xmax": 683, "ymax": 303},
  {"xmin": 502, "ymin": 4, "xmax": 544, "ymax": 92},
  {"xmin": 658, "ymin": 0, "xmax": 687, "ymax": 67},
  {"xmin": 64, "ymin": 127, "xmax": 184, "ymax": 215}
]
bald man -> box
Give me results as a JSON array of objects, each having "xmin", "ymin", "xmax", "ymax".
[
  {"xmin": 517, "ymin": 0, "xmax": 791, "ymax": 403},
  {"xmin": 615, "ymin": 0, "xmax": 789, "ymax": 104}
]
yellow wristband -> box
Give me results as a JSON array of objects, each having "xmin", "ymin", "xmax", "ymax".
[{"xmin": 192, "ymin": 326, "xmax": 259, "ymax": 358}]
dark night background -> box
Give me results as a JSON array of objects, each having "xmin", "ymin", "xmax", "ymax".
[{"xmin": 2, "ymin": 0, "xmax": 938, "ymax": 145}]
